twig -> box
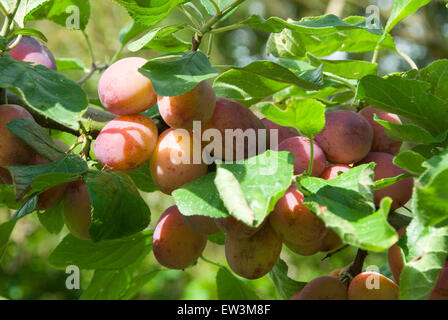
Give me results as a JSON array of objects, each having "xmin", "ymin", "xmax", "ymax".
[
  {"xmin": 346, "ymin": 249, "xmax": 368, "ymax": 279},
  {"xmin": 321, "ymin": 244, "xmax": 350, "ymax": 261},
  {"xmin": 77, "ymin": 63, "xmax": 108, "ymax": 85},
  {"xmin": 192, "ymin": 0, "xmax": 246, "ymax": 51},
  {"xmin": 0, "ymin": 0, "xmax": 20, "ymax": 38},
  {"xmin": 396, "ymin": 49, "xmax": 418, "ymax": 70}
]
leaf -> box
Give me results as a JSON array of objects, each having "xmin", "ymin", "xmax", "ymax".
[
  {"xmin": 49, "ymin": 232, "xmax": 152, "ymax": 269},
  {"xmin": 0, "ymin": 219, "xmax": 17, "ymax": 259},
  {"xmin": 173, "ymin": 151, "xmax": 294, "ymax": 228},
  {"xmin": 0, "ymin": 185, "xmax": 21, "ymax": 209},
  {"xmin": 199, "ymin": 0, "xmax": 234, "ymax": 16},
  {"xmin": 213, "ymin": 62, "xmax": 322, "ymax": 106},
  {"xmin": 356, "ymin": 75, "xmax": 448, "ymax": 136},
  {"xmin": 120, "ymin": 269, "xmax": 163, "ymax": 300},
  {"xmin": 127, "ymin": 162, "xmax": 158, "ymax": 193},
  {"xmin": 118, "ymin": 21, "xmax": 147, "ymax": 45},
  {"xmin": 268, "ymin": 259, "xmax": 306, "ymax": 299},
  {"xmin": 374, "ymin": 115, "xmax": 447, "ymax": 144},
  {"xmin": 85, "ymin": 171, "xmax": 151, "ymax": 241},
  {"xmin": 302, "ymin": 164, "xmax": 399, "ymax": 252},
  {"xmin": 207, "ymin": 232, "xmax": 225, "ymax": 245},
  {"xmin": 374, "ymin": 173, "xmax": 414, "ymax": 190},
  {"xmin": 216, "ymin": 267, "xmax": 259, "ymax": 300},
  {"xmin": 12, "ymin": 193, "xmax": 38, "ymax": 219},
  {"xmin": 55, "ymin": 58, "xmax": 86, "ymax": 71},
  {"xmin": 37, "ymin": 201, "xmax": 64, "ymax": 234},
  {"xmin": 11, "ymin": 28, "xmax": 48, "ymax": 42},
  {"xmin": 139, "ymin": 51, "xmax": 218, "ymax": 96},
  {"xmin": 393, "ymin": 150, "xmax": 426, "ymax": 175},
  {"xmin": 307, "ymin": 55, "xmax": 377, "ymax": 79},
  {"xmin": 111, "ymin": 0, "xmax": 187, "ymax": 27},
  {"xmin": 266, "ymin": 16, "xmax": 395, "ymax": 59},
  {"xmin": 214, "ymin": 167, "xmax": 254, "ymax": 226},
  {"xmin": 259, "ymin": 98, "xmax": 325, "ymax": 137},
  {"xmin": 128, "ymin": 25, "xmax": 190, "ymax": 53},
  {"xmin": 403, "ymin": 60, "xmax": 448, "ymax": 101},
  {"xmin": 3, "ymin": 0, "xmax": 51, "ymax": 28},
  {"xmin": 413, "ymin": 148, "xmax": 448, "ymax": 227},
  {"xmin": 7, "ymin": 118, "xmax": 67, "ymax": 161},
  {"xmin": 0, "ymin": 54, "xmax": 88, "ymax": 130},
  {"xmin": 6, "ymin": 155, "xmax": 88, "ymax": 199},
  {"xmin": 385, "ymin": 0, "xmax": 431, "ymax": 33},
  {"xmin": 29, "ymin": 0, "xmax": 91, "ymax": 30},
  {"xmin": 399, "ymin": 226, "xmax": 448, "ymax": 300},
  {"xmin": 81, "ymin": 269, "xmax": 131, "ymax": 300}
]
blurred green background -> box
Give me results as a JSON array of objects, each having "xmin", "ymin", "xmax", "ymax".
[{"xmin": 0, "ymin": 0, "xmax": 447, "ymax": 300}]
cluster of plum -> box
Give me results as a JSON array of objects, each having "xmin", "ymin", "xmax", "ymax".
[{"xmin": 1, "ymin": 36, "xmax": 445, "ymax": 300}]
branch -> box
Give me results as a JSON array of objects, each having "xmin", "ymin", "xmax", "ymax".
[{"xmin": 192, "ymin": 0, "xmax": 246, "ymax": 51}]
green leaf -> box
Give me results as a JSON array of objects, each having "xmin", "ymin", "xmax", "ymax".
[
  {"xmin": 356, "ymin": 75, "xmax": 448, "ymax": 136},
  {"xmin": 404, "ymin": 60, "xmax": 448, "ymax": 102},
  {"xmin": 199, "ymin": 0, "xmax": 234, "ymax": 16},
  {"xmin": 302, "ymin": 164, "xmax": 398, "ymax": 252},
  {"xmin": 385, "ymin": 0, "xmax": 431, "ymax": 33},
  {"xmin": 173, "ymin": 151, "xmax": 294, "ymax": 228},
  {"xmin": 400, "ymin": 226, "xmax": 448, "ymax": 300},
  {"xmin": 128, "ymin": 25, "xmax": 190, "ymax": 53},
  {"xmin": 29, "ymin": 0, "xmax": 91, "ymax": 30},
  {"xmin": 12, "ymin": 193, "xmax": 38, "ymax": 219},
  {"xmin": 2, "ymin": 0, "xmax": 51, "ymax": 28},
  {"xmin": 259, "ymin": 98, "xmax": 325, "ymax": 137},
  {"xmin": 81, "ymin": 269, "xmax": 131, "ymax": 300},
  {"xmin": 0, "ymin": 185, "xmax": 21, "ymax": 209},
  {"xmin": 120, "ymin": 269, "xmax": 163, "ymax": 300},
  {"xmin": 266, "ymin": 16, "xmax": 395, "ymax": 59},
  {"xmin": 85, "ymin": 171, "xmax": 151, "ymax": 241},
  {"xmin": 374, "ymin": 115, "xmax": 447, "ymax": 144},
  {"xmin": 139, "ymin": 51, "xmax": 218, "ymax": 96},
  {"xmin": 0, "ymin": 54, "xmax": 88, "ymax": 130},
  {"xmin": 119, "ymin": 21, "xmax": 147, "ymax": 45},
  {"xmin": 216, "ymin": 267, "xmax": 260, "ymax": 300},
  {"xmin": 374, "ymin": 173, "xmax": 414, "ymax": 190},
  {"xmin": 413, "ymin": 148, "xmax": 448, "ymax": 226},
  {"xmin": 49, "ymin": 232, "xmax": 152, "ymax": 269},
  {"xmin": 213, "ymin": 62, "xmax": 322, "ymax": 106},
  {"xmin": 207, "ymin": 232, "xmax": 225, "ymax": 245},
  {"xmin": 111, "ymin": 0, "xmax": 187, "ymax": 27},
  {"xmin": 393, "ymin": 150, "xmax": 426, "ymax": 175},
  {"xmin": 37, "ymin": 200, "xmax": 64, "ymax": 234},
  {"xmin": 268, "ymin": 259, "xmax": 306, "ymax": 300},
  {"xmin": 308, "ymin": 55, "xmax": 377, "ymax": 79},
  {"xmin": 6, "ymin": 155, "xmax": 87, "ymax": 199},
  {"xmin": 0, "ymin": 219, "xmax": 17, "ymax": 259},
  {"xmin": 127, "ymin": 162, "xmax": 158, "ymax": 193},
  {"xmin": 55, "ymin": 58, "xmax": 86, "ymax": 71},
  {"xmin": 7, "ymin": 118, "xmax": 67, "ymax": 162},
  {"xmin": 10, "ymin": 28, "xmax": 48, "ymax": 42}
]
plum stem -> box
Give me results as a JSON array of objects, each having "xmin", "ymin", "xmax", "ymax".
[
  {"xmin": 306, "ymin": 136, "xmax": 315, "ymax": 176},
  {"xmin": 200, "ymin": 255, "xmax": 225, "ymax": 268}
]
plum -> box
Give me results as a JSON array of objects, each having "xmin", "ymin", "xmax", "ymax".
[
  {"xmin": 153, "ymin": 206, "xmax": 207, "ymax": 269},
  {"xmin": 98, "ymin": 57, "xmax": 157, "ymax": 115},
  {"xmin": 158, "ymin": 81, "xmax": 216, "ymax": 130},
  {"xmin": 150, "ymin": 128, "xmax": 208, "ymax": 195},
  {"xmin": 94, "ymin": 114, "xmax": 158, "ymax": 172},
  {"xmin": 315, "ymin": 110, "xmax": 373, "ymax": 164},
  {"xmin": 359, "ymin": 106, "xmax": 402, "ymax": 155},
  {"xmin": 8, "ymin": 36, "xmax": 57, "ymax": 70}
]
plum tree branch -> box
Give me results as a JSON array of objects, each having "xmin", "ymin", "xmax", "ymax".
[{"xmin": 192, "ymin": 0, "xmax": 246, "ymax": 51}]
